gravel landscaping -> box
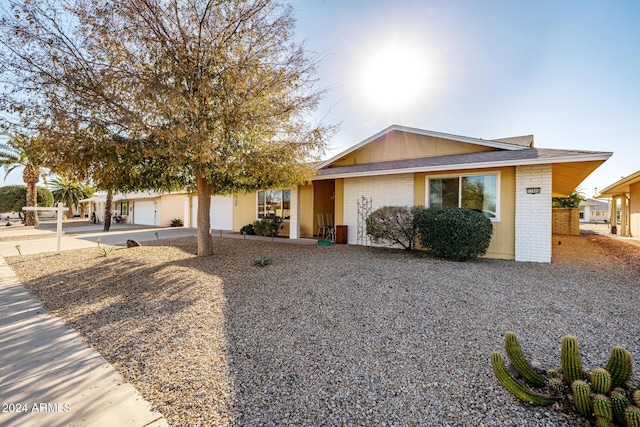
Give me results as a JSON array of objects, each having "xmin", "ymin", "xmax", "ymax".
[{"xmin": 6, "ymin": 233, "xmax": 640, "ymax": 426}]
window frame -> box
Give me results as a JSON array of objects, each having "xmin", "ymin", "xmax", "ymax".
[
  {"xmin": 257, "ymin": 189, "xmax": 291, "ymax": 221},
  {"xmin": 425, "ymin": 171, "xmax": 501, "ymax": 222}
]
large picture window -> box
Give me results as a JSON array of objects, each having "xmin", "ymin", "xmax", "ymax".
[
  {"xmin": 258, "ymin": 189, "xmax": 291, "ymax": 220},
  {"xmin": 427, "ymin": 173, "xmax": 499, "ymax": 220}
]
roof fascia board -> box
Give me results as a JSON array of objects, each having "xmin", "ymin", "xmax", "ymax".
[
  {"xmin": 597, "ymin": 169, "xmax": 640, "ymax": 196},
  {"xmin": 313, "ymin": 153, "xmax": 611, "ymax": 180},
  {"xmin": 316, "ymin": 125, "xmax": 528, "ymax": 170}
]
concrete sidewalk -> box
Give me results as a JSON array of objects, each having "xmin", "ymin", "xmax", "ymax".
[{"xmin": 0, "ymin": 256, "xmax": 168, "ymax": 427}]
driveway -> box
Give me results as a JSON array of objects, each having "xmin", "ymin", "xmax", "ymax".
[{"xmin": 0, "ymin": 222, "xmax": 197, "ymax": 257}]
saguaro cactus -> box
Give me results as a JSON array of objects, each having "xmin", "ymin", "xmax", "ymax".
[
  {"xmin": 606, "ymin": 346, "xmax": 633, "ymax": 389},
  {"xmin": 504, "ymin": 331, "xmax": 546, "ymax": 387},
  {"xmin": 561, "ymin": 335, "xmax": 585, "ymax": 386},
  {"xmin": 490, "ymin": 351, "xmax": 559, "ymax": 406},
  {"xmin": 572, "ymin": 380, "xmax": 593, "ymax": 418}
]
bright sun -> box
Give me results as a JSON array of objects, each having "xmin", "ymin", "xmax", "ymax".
[{"xmin": 358, "ymin": 43, "xmax": 430, "ymax": 111}]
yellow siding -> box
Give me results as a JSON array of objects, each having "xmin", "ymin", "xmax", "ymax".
[
  {"xmin": 159, "ymin": 194, "xmax": 186, "ymax": 227},
  {"xmin": 330, "ymin": 132, "xmax": 496, "ymax": 167},
  {"xmin": 232, "ymin": 190, "xmax": 292, "ymax": 237},
  {"xmin": 335, "ymin": 179, "xmax": 344, "ymax": 224},
  {"xmin": 299, "ymin": 184, "xmax": 314, "ymax": 238},
  {"xmin": 413, "ymin": 167, "xmax": 516, "ymax": 260},
  {"xmin": 233, "ymin": 192, "xmax": 257, "ymax": 231}
]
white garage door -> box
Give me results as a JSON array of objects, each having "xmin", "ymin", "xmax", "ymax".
[
  {"xmin": 191, "ymin": 196, "xmax": 233, "ymax": 230},
  {"xmin": 134, "ymin": 200, "xmax": 156, "ymax": 225}
]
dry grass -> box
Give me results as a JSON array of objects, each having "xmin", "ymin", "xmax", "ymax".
[{"xmin": 6, "ymin": 233, "xmax": 640, "ymax": 426}]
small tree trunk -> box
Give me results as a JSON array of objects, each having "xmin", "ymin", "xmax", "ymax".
[
  {"xmin": 23, "ymin": 162, "xmax": 40, "ymax": 226},
  {"xmin": 196, "ymin": 173, "xmax": 215, "ymax": 256},
  {"xmin": 103, "ymin": 190, "xmax": 113, "ymax": 231}
]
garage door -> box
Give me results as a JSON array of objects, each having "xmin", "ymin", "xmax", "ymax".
[
  {"xmin": 134, "ymin": 200, "xmax": 156, "ymax": 225},
  {"xmin": 191, "ymin": 196, "xmax": 233, "ymax": 230}
]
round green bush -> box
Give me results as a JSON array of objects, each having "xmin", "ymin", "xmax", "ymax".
[{"xmin": 413, "ymin": 207, "xmax": 493, "ymax": 261}]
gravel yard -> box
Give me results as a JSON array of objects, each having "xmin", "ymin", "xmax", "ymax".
[{"xmin": 6, "ymin": 233, "xmax": 640, "ymax": 426}]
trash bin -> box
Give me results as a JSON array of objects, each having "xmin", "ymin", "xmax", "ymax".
[{"xmin": 335, "ymin": 225, "xmax": 348, "ymax": 244}]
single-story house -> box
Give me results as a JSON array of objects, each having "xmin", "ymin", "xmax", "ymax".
[
  {"xmin": 579, "ymin": 198, "xmax": 610, "ymax": 223},
  {"xmin": 596, "ymin": 170, "xmax": 640, "ymax": 237},
  {"xmin": 233, "ymin": 125, "xmax": 611, "ymax": 263},
  {"xmin": 83, "ymin": 125, "xmax": 612, "ymax": 263}
]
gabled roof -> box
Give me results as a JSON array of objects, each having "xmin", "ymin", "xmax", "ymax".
[
  {"xmin": 492, "ymin": 135, "xmax": 534, "ymax": 147},
  {"xmin": 316, "ymin": 125, "xmax": 529, "ymax": 170},
  {"xmin": 596, "ymin": 169, "xmax": 640, "ymax": 197}
]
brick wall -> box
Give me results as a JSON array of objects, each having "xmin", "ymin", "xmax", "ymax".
[
  {"xmin": 552, "ymin": 208, "xmax": 580, "ymax": 235},
  {"xmin": 515, "ymin": 165, "xmax": 552, "ymax": 262},
  {"xmin": 343, "ymin": 174, "xmax": 414, "ymax": 245}
]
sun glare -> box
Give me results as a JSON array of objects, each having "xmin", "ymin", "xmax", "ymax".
[{"xmin": 358, "ymin": 42, "xmax": 430, "ymax": 111}]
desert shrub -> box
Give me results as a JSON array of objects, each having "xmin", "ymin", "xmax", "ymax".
[
  {"xmin": 170, "ymin": 218, "xmax": 184, "ymax": 227},
  {"xmin": 413, "ymin": 207, "xmax": 493, "ymax": 261},
  {"xmin": 240, "ymin": 223, "xmax": 255, "ymax": 235},
  {"xmin": 252, "ymin": 214, "xmax": 283, "ymax": 237},
  {"xmin": 253, "ymin": 255, "xmax": 271, "ymax": 267},
  {"xmin": 366, "ymin": 205, "xmax": 422, "ymax": 250}
]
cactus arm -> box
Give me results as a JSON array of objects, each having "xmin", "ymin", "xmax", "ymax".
[
  {"xmin": 606, "ymin": 346, "xmax": 633, "ymax": 389},
  {"xmin": 611, "ymin": 389, "xmax": 629, "ymax": 426},
  {"xmin": 634, "ymin": 389, "xmax": 640, "ymax": 407},
  {"xmin": 504, "ymin": 331, "xmax": 546, "ymax": 387},
  {"xmin": 591, "ymin": 368, "xmax": 613, "ymax": 395},
  {"xmin": 491, "ymin": 351, "xmax": 559, "ymax": 406},
  {"xmin": 593, "ymin": 394, "xmax": 613, "ymax": 427},
  {"xmin": 572, "ymin": 380, "xmax": 594, "ymax": 418},
  {"xmin": 561, "ymin": 335, "xmax": 585, "ymax": 386},
  {"xmin": 626, "ymin": 406, "xmax": 640, "ymax": 427}
]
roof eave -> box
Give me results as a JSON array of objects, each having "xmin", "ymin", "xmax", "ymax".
[
  {"xmin": 596, "ymin": 169, "xmax": 640, "ymax": 197},
  {"xmin": 314, "ymin": 153, "xmax": 612, "ymax": 180}
]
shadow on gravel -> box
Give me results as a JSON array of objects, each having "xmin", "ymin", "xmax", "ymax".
[{"xmin": 8, "ymin": 234, "xmax": 640, "ymax": 426}]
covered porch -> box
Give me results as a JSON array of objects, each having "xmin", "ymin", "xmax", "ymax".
[
  {"xmin": 596, "ymin": 170, "xmax": 640, "ymax": 237},
  {"xmin": 297, "ymin": 178, "xmax": 342, "ymax": 239}
]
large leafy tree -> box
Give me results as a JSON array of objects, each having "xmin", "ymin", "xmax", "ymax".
[
  {"xmin": 0, "ymin": 185, "xmax": 53, "ymax": 223},
  {"xmin": 0, "ymin": 0, "xmax": 332, "ymax": 255},
  {"xmin": 0, "ymin": 136, "xmax": 48, "ymax": 225}
]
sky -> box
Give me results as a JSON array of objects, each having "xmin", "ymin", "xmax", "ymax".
[
  {"xmin": 288, "ymin": 0, "xmax": 640, "ymax": 198},
  {"xmin": 3, "ymin": 0, "xmax": 640, "ymax": 198}
]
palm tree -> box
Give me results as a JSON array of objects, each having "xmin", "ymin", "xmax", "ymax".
[
  {"xmin": 0, "ymin": 136, "xmax": 48, "ymax": 226},
  {"xmin": 49, "ymin": 177, "xmax": 95, "ymax": 217}
]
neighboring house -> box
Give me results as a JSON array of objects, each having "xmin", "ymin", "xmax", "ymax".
[
  {"xmin": 596, "ymin": 170, "xmax": 640, "ymax": 237},
  {"xmin": 232, "ymin": 125, "xmax": 611, "ymax": 263},
  {"xmin": 81, "ymin": 191, "xmax": 234, "ymax": 229},
  {"xmin": 579, "ymin": 198, "xmax": 610, "ymax": 223}
]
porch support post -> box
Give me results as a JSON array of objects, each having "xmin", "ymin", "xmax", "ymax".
[
  {"xmin": 621, "ymin": 194, "xmax": 629, "ymax": 236},
  {"xmin": 611, "ymin": 197, "xmax": 618, "ymax": 232},
  {"xmin": 289, "ymin": 187, "xmax": 300, "ymax": 239}
]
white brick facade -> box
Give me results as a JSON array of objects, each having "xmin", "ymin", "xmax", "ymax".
[
  {"xmin": 515, "ymin": 164, "xmax": 552, "ymax": 262},
  {"xmin": 343, "ymin": 174, "xmax": 414, "ymax": 244},
  {"xmin": 289, "ymin": 187, "xmax": 299, "ymax": 239}
]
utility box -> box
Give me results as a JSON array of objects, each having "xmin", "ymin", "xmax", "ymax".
[{"xmin": 335, "ymin": 225, "xmax": 348, "ymax": 244}]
